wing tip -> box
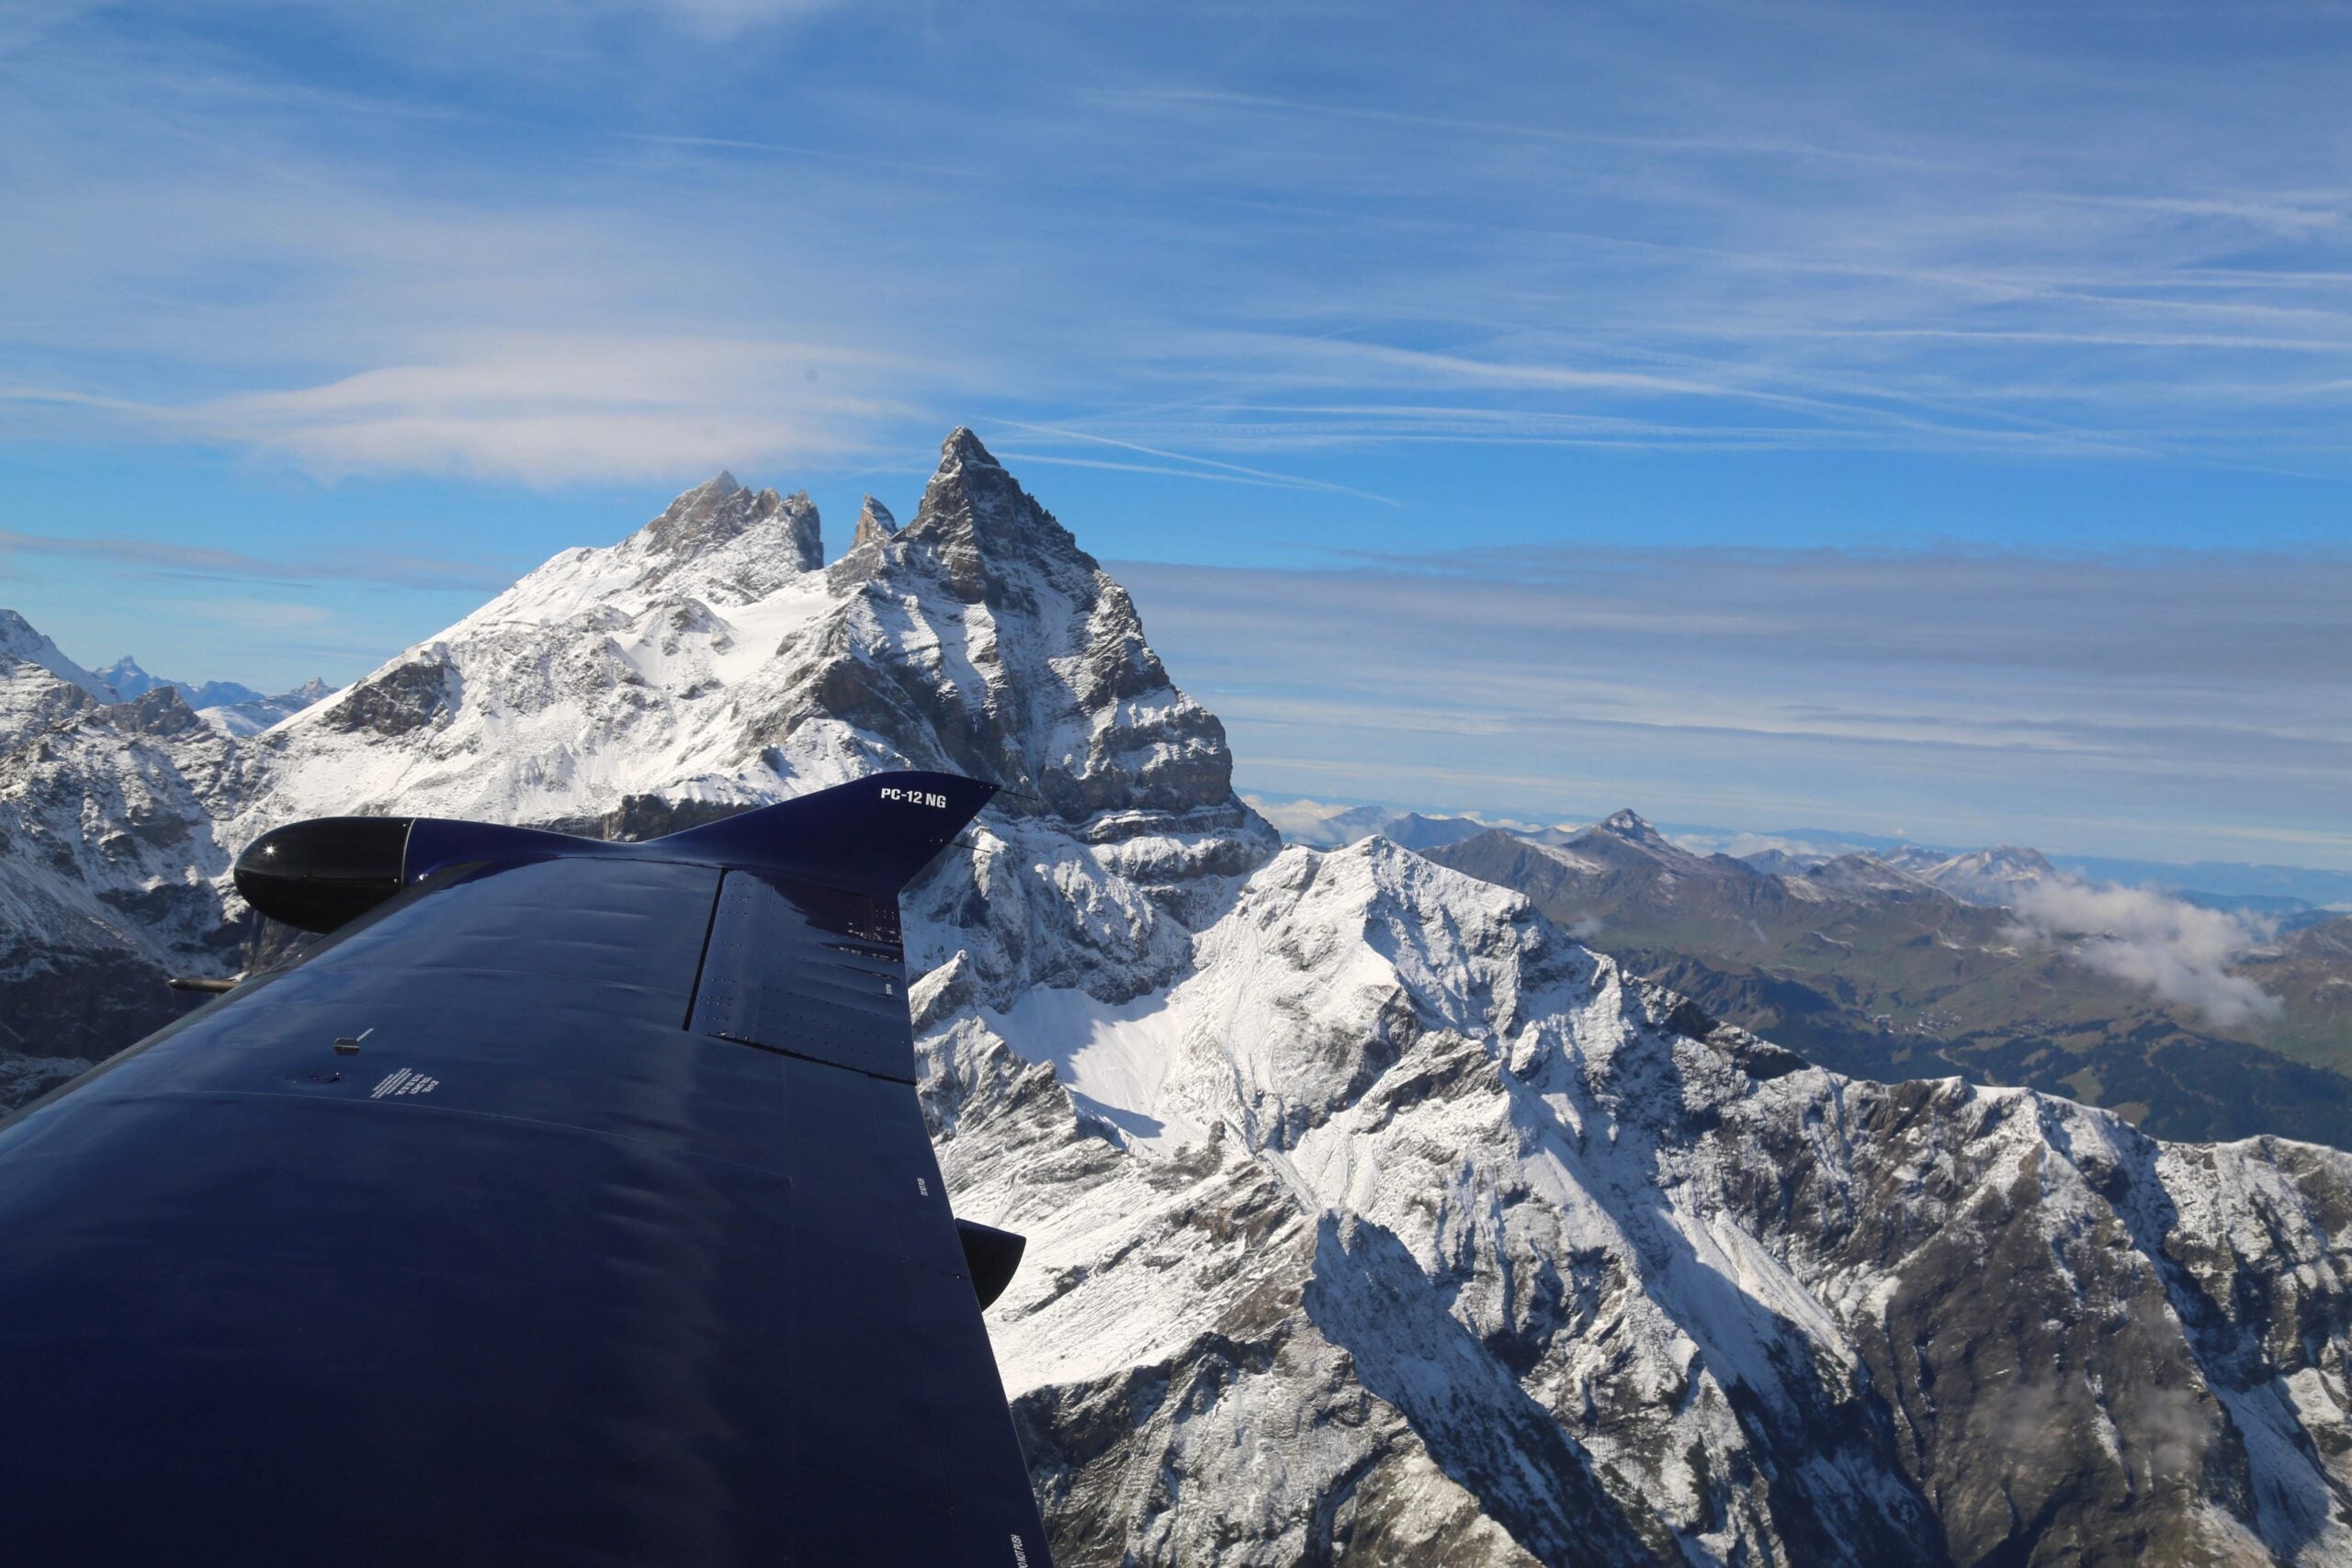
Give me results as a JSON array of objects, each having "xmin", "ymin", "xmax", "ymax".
[{"xmin": 655, "ymin": 769, "xmax": 999, "ymax": 892}]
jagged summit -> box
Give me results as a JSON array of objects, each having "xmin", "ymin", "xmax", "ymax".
[
  {"xmin": 827, "ymin": 494, "xmax": 901, "ymax": 591},
  {"xmin": 649, "ymin": 469, "xmax": 741, "ymax": 532},
  {"xmin": 902, "ymin": 426, "xmax": 1099, "ymax": 606},
  {"xmin": 1597, "ymin": 807, "xmax": 1671, "ymax": 848},
  {"xmin": 249, "ymin": 432, "xmax": 1266, "ymax": 898},
  {"xmin": 638, "ymin": 472, "xmax": 820, "ymax": 574},
  {"xmin": 938, "ymin": 425, "xmax": 1001, "ymax": 470},
  {"xmin": 0, "ymin": 608, "xmax": 46, "ymax": 647},
  {"xmin": 853, "ymin": 494, "xmax": 898, "ymax": 547},
  {"xmin": 96, "ymin": 655, "xmax": 155, "ymax": 697}
]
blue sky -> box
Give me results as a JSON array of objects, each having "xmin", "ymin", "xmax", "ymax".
[{"xmin": 4, "ymin": 1, "xmax": 2350, "ymax": 865}]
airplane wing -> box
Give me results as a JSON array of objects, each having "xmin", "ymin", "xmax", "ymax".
[{"xmin": 0, "ymin": 771, "xmax": 1050, "ymax": 1567}]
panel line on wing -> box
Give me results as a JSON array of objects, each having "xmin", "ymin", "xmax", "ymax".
[
  {"xmin": 681, "ymin": 862, "xmax": 729, "ymax": 1032},
  {"xmin": 687, "ymin": 870, "xmax": 917, "ymax": 1082}
]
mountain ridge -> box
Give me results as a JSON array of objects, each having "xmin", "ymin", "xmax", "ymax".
[
  {"xmin": 1426, "ymin": 817, "xmax": 2352, "ymax": 1149},
  {"xmin": 8, "ymin": 438, "xmax": 2352, "ymax": 1562}
]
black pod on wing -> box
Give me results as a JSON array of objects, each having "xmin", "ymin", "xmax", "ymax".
[
  {"xmin": 233, "ymin": 815, "xmax": 413, "ymax": 931},
  {"xmin": 956, "ymin": 1218, "xmax": 1026, "ymax": 1309}
]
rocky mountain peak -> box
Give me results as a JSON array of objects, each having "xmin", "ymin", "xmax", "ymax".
[
  {"xmin": 96, "ymin": 655, "xmax": 155, "ymax": 698},
  {"xmin": 234, "ymin": 440, "xmax": 1272, "ymax": 1002},
  {"xmin": 649, "ymin": 469, "xmax": 741, "ymax": 534},
  {"xmin": 777, "ymin": 434, "xmax": 1266, "ymax": 852},
  {"xmin": 0, "ymin": 610, "xmax": 117, "ymax": 705},
  {"xmin": 937, "ymin": 425, "xmax": 1001, "ymax": 471},
  {"xmin": 775, "ymin": 490, "xmax": 822, "ymax": 571},
  {"xmin": 825, "ymin": 495, "xmax": 901, "ymax": 592},
  {"xmin": 1597, "ymin": 807, "xmax": 1669, "ymax": 848},
  {"xmin": 851, "ymin": 494, "xmax": 898, "ymax": 549},
  {"xmin": 110, "ymin": 683, "xmax": 204, "ymax": 739},
  {"xmin": 638, "ymin": 473, "xmax": 821, "ymax": 574},
  {"xmin": 903, "ymin": 427, "xmax": 1093, "ymax": 606},
  {"xmin": 0, "ymin": 608, "xmax": 57, "ymax": 661}
]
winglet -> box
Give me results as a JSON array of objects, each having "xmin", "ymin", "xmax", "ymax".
[{"xmin": 653, "ymin": 770, "xmax": 998, "ymax": 894}]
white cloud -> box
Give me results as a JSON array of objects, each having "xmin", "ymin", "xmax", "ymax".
[
  {"xmin": 188, "ymin": 335, "xmax": 914, "ymax": 484},
  {"xmin": 2005, "ymin": 877, "xmax": 2281, "ymax": 1030},
  {"xmin": 1239, "ymin": 795, "xmax": 1356, "ymax": 839},
  {"xmin": 13, "ymin": 0, "xmax": 2352, "ymax": 482}
]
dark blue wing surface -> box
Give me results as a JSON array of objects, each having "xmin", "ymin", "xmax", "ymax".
[{"xmin": 0, "ymin": 772, "xmax": 1048, "ymax": 1567}]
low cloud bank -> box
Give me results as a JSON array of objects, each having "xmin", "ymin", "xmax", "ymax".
[{"xmin": 2006, "ymin": 877, "xmax": 2280, "ymax": 1030}]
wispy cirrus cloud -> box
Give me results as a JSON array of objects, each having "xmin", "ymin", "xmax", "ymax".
[
  {"xmin": 0, "ymin": 527, "xmax": 515, "ymax": 592},
  {"xmin": 9, "ymin": 0, "xmax": 2352, "ymax": 484},
  {"xmin": 184, "ymin": 594, "xmax": 335, "ymax": 630},
  {"xmin": 5, "ymin": 0, "xmax": 2352, "ymax": 868},
  {"xmin": 190, "ymin": 335, "xmax": 918, "ymax": 484}
]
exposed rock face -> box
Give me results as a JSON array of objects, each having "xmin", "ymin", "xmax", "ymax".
[
  {"xmin": 12, "ymin": 437, "xmax": 2352, "ymax": 1563},
  {"xmin": 319, "ymin": 654, "xmax": 459, "ymax": 737},
  {"xmin": 827, "ymin": 493, "xmax": 899, "ymax": 590},
  {"xmin": 639, "ymin": 471, "xmax": 822, "ymax": 582},
  {"xmin": 934, "ymin": 840, "xmax": 2352, "ymax": 1564},
  {"xmin": 0, "ymin": 656, "xmax": 241, "ymax": 1066},
  {"xmin": 854, "ymin": 492, "xmax": 897, "ymax": 544}
]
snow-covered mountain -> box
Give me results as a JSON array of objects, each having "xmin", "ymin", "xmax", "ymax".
[
  {"xmin": 13, "ymin": 434, "xmax": 2352, "ymax": 1562},
  {"xmin": 1896, "ymin": 844, "xmax": 2061, "ymax": 906},
  {"xmin": 197, "ymin": 676, "xmax": 332, "ymax": 737},
  {"xmin": 1429, "ymin": 816, "xmax": 2352, "ymax": 1148},
  {"xmin": 1801, "ymin": 851, "xmax": 1954, "ymax": 905},
  {"xmin": 1251, "ymin": 797, "xmax": 1571, "ymax": 853},
  {"xmin": 3, "ymin": 609, "xmax": 118, "ymax": 708},
  {"xmin": 0, "ymin": 628, "xmax": 245, "ymax": 1069},
  {"xmin": 96, "ymin": 655, "xmax": 256, "ymax": 707},
  {"xmin": 95, "ymin": 655, "xmax": 332, "ymax": 736}
]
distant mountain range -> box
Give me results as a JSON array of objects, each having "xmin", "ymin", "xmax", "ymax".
[
  {"xmin": 1258, "ymin": 796, "xmax": 2352, "ymax": 916},
  {"xmin": 93, "ymin": 655, "xmax": 330, "ymax": 736},
  {"xmin": 1410, "ymin": 811, "xmax": 2352, "ymax": 1147}
]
